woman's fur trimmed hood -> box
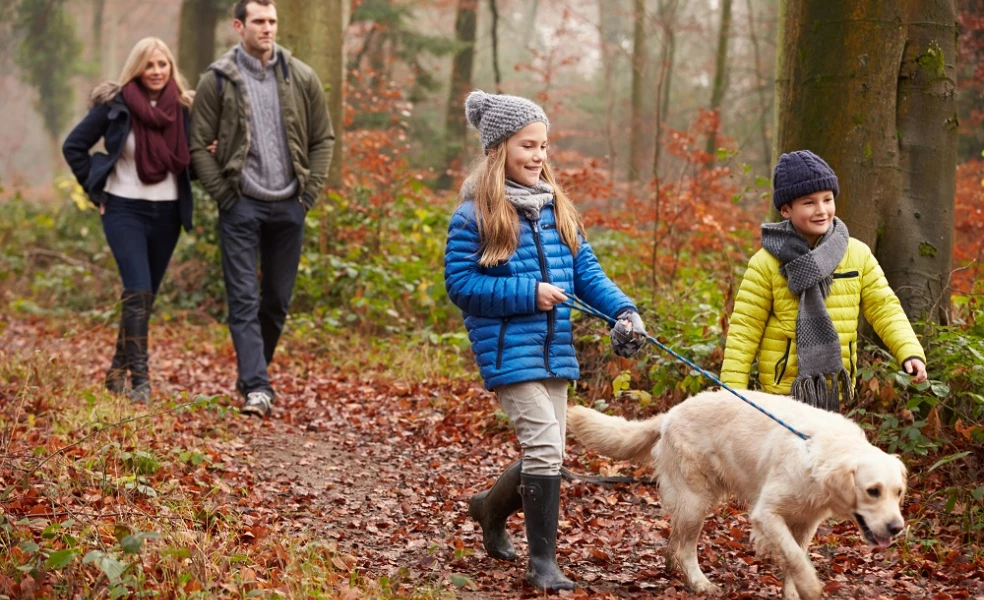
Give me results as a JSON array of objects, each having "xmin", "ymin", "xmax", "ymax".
[{"xmin": 89, "ymin": 81, "xmax": 122, "ymax": 107}]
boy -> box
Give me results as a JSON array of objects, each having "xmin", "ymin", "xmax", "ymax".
[{"xmin": 721, "ymin": 150, "xmax": 927, "ymax": 411}]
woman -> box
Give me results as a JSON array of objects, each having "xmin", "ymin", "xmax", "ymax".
[{"xmin": 63, "ymin": 37, "xmax": 195, "ymax": 403}]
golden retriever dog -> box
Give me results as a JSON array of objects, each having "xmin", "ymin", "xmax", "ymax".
[{"xmin": 567, "ymin": 389, "xmax": 907, "ymax": 600}]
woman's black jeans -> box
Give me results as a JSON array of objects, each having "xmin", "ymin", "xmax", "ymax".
[{"xmin": 100, "ymin": 194, "xmax": 180, "ymax": 293}]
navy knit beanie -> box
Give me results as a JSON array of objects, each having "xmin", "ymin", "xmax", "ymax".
[{"xmin": 772, "ymin": 150, "xmax": 839, "ymax": 210}]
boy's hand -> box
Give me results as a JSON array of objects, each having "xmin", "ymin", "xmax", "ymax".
[
  {"xmin": 904, "ymin": 358, "xmax": 928, "ymax": 384},
  {"xmin": 536, "ymin": 283, "xmax": 567, "ymax": 311}
]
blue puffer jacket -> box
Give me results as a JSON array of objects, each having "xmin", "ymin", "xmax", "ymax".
[{"xmin": 445, "ymin": 199, "xmax": 635, "ymax": 390}]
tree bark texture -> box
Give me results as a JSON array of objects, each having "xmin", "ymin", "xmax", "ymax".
[
  {"xmin": 629, "ymin": 0, "xmax": 646, "ymax": 184},
  {"xmin": 178, "ymin": 0, "xmax": 220, "ymax": 88},
  {"xmin": 657, "ymin": 0, "xmax": 677, "ymax": 126},
  {"xmin": 774, "ymin": 0, "xmax": 957, "ymax": 322},
  {"xmin": 489, "ymin": 0, "xmax": 502, "ymax": 92},
  {"xmin": 438, "ymin": 0, "xmax": 477, "ymax": 189},
  {"xmin": 91, "ymin": 0, "xmax": 106, "ymax": 81},
  {"xmin": 705, "ymin": 0, "xmax": 733, "ymax": 158},
  {"xmin": 279, "ymin": 0, "xmax": 345, "ymax": 189}
]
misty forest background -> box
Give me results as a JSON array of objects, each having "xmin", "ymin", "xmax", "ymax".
[{"xmin": 1, "ymin": 0, "xmax": 983, "ymax": 598}]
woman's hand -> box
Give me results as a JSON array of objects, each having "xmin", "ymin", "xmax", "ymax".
[
  {"xmin": 99, "ymin": 203, "xmax": 106, "ymax": 216},
  {"xmin": 536, "ymin": 282, "xmax": 567, "ymax": 312},
  {"xmin": 207, "ymin": 140, "xmax": 218, "ymax": 156}
]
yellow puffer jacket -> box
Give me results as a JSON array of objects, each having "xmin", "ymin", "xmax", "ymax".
[{"xmin": 721, "ymin": 238, "xmax": 926, "ymax": 393}]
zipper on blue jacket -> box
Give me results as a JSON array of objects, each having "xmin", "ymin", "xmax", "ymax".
[{"xmin": 532, "ymin": 221, "xmax": 556, "ymax": 376}]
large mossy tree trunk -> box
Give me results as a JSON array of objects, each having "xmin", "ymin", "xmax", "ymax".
[
  {"xmin": 279, "ymin": 0, "xmax": 345, "ymax": 190},
  {"xmin": 437, "ymin": 0, "xmax": 477, "ymax": 190},
  {"xmin": 774, "ymin": 0, "xmax": 957, "ymax": 323}
]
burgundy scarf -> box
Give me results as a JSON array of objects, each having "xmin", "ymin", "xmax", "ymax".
[{"xmin": 121, "ymin": 79, "xmax": 190, "ymax": 184}]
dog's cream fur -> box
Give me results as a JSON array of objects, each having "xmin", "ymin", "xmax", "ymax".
[{"xmin": 567, "ymin": 389, "xmax": 907, "ymax": 600}]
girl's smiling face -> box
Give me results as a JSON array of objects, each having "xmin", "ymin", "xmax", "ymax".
[
  {"xmin": 780, "ymin": 190, "xmax": 836, "ymax": 246},
  {"xmin": 504, "ymin": 121, "xmax": 548, "ymax": 187}
]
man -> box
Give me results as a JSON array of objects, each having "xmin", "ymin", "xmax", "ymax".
[{"xmin": 190, "ymin": 0, "xmax": 334, "ymax": 417}]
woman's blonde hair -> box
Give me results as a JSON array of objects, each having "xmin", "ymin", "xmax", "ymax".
[
  {"xmin": 90, "ymin": 37, "xmax": 194, "ymax": 108},
  {"xmin": 471, "ymin": 144, "xmax": 583, "ymax": 267}
]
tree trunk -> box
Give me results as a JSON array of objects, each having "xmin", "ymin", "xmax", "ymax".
[
  {"xmin": 489, "ymin": 0, "xmax": 502, "ymax": 92},
  {"xmin": 657, "ymin": 0, "xmax": 677, "ymax": 124},
  {"xmin": 746, "ymin": 0, "xmax": 773, "ymax": 174},
  {"xmin": 628, "ymin": 0, "xmax": 646, "ymax": 185},
  {"xmin": 438, "ymin": 0, "xmax": 477, "ymax": 190},
  {"xmin": 705, "ymin": 0, "xmax": 733, "ymax": 159},
  {"xmin": 598, "ymin": 0, "xmax": 619, "ymax": 194},
  {"xmin": 774, "ymin": 0, "xmax": 957, "ymax": 322},
  {"xmin": 890, "ymin": 0, "xmax": 957, "ymax": 322},
  {"xmin": 178, "ymin": 0, "xmax": 220, "ymax": 88},
  {"xmin": 324, "ymin": 0, "xmax": 345, "ymax": 190},
  {"xmin": 91, "ymin": 0, "xmax": 106, "ymax": 81},
  {"xmin": 279, "ymin": 0, "xmax": 345, "ymax": 189}
]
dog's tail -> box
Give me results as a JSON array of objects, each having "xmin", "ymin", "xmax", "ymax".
[{"xmin": 567, "ymin": 405, "xmax": 663, "ymax": 465}]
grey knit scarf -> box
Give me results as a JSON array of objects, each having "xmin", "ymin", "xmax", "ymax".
[
  {"xmin": 761, "ymin": 217, "xmax": 851, "ymax": 411},
  {"xmin": 504, "ymin": 178, "xmax": 553, "ymax": 220}
]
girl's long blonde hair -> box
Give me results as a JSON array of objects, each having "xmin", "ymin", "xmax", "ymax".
[
  {"xmin": 471, "ymin": 144, "xmax": 583, "ymax": 267},
  {"xmin": 90, "ymin": 37, "xmax": 194, "ymax": 108}
]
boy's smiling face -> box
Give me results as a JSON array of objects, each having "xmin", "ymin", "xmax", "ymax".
[{"xmin": 781, "ymin": 190, "xmax": 836, "ymax": 246}]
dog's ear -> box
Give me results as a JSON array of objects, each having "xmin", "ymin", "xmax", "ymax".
[
  {"xmin": 894, "ymin": 454, "xmax": 908, "ymax": 497},
  {"xmin": 821, "ymin": 458, "xmax": 858, "ymax": 510}
]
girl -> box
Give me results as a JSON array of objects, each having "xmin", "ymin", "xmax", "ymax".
[
  {"xmin": 444, "ymin": 90, "xmax": 647, "ymax": 591},
  {"xmin": 63, "ymin": 38, "xmax": 196, "ymax": 403}
]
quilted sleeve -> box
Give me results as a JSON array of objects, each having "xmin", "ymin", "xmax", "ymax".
[
  {"xmin": 444, "ymin": 206, "xmax": 539, "ymax": 318},
  {"xmin": 572, "ymin": 236, "xmax": 635, "ymax": 320},
  {"xmin": 721, "ymin": 251, "xmax": 774, "ymax": 389}
]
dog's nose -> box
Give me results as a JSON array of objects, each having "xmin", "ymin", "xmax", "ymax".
[{"xmin": 886, "ymin": 520, "xmax": 904, "ymax": 536}]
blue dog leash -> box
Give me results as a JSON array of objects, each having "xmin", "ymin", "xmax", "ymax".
[{"xmin": 564, "ymin": 296, "xmax": 811, "ymax": 442}]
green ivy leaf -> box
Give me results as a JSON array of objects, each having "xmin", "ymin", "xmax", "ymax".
[
  {"xmin": 83, "ymin": 550, "xmax": 127, "ymax": 582},
  {"xmin": 121, "ymin": 531, "xmax": 161, "ymax": 554},
  {"xmin": 45, "ymin": 549, "xmax": 76, "ymax": 569},
  {"xmin": 449, "ymin": 573, "xmax": 477, "ymax": 589},
  {"xmin": 927, "ymin": 451, "xmax": 971, "ymax": 473}
]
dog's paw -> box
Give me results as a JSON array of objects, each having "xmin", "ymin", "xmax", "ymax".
[
  {"xmin": 793, "ymin": 575, "xmax": 822, "ymax": 600},
  {"xmin": 689, "ymin": 578, "xmax": 722, "ymax": 596}
]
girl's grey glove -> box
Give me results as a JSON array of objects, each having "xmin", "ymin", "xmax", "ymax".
[{"xmin": 610, "ymin": 310, "xmax": 647, "ymax": 357}]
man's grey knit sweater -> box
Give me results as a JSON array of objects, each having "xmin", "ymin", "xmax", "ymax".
[{"xmin": 235, "ymin": 45, "xmax": 298, "ymax": 201}]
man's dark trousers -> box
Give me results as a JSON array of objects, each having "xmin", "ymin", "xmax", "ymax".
[{"xmin": 219, "ymin": 195, "xmax": 306, "ymax": 397}]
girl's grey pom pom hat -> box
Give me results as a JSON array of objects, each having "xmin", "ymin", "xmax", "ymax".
[{"xmin": 465, "ymin": 90, "xmax": 550, "ymax": 154}]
